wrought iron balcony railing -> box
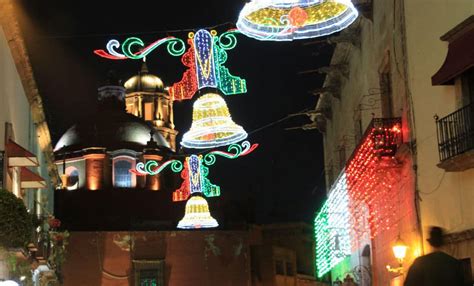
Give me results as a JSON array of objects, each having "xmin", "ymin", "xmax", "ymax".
[{"xmin": 435, "ymin": 103, "xmax": 474, "ymax": 162}]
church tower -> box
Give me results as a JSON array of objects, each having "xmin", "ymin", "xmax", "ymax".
[{"xmin": 124, "ymin": 62, "xmax": 178, "ymax": 151}]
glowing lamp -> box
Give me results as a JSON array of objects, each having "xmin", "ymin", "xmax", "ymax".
[
  {"xmin": 181, "ymin": 93, "xmax": 248, "ymax": 149},
  {"xmin": 392, "ymin": 236, "xmax": 408, "ymax": 263},
  {"xmin": 177, "ymin": 195, "xmax": 219, "ymax": 229},
  {"xmin": 236, "ymin": 0, "xmax": 359, "ymax": 41}
]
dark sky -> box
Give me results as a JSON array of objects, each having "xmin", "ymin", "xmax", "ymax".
[{"xmin": 17, "ymin": 0, "xmax": 331, "ymax": 224}]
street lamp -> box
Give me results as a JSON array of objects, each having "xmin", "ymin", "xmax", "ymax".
[
  {"xmin": 392, "ymin": 236, "xmax": 408, "ymax": 263},
  {"xmin": 386, "ymin": 235, "xmax": 408, "ymax": 274}
]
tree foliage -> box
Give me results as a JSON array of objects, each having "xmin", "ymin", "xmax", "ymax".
[{"xmin": 0, "ymin": 189, "xmax": 32, "ymax": 248}]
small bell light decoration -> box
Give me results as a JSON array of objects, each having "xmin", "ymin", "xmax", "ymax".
[
  {"xmin": 177, "ymin": 195, "xmax": 219, "ymax": 229},
  {"xmin": 181, "ymin": 93, "xmax": 248, "ymax": 149},
  {"xmin": 237, "ymin": 0, "xmax": 359, "ymax": 41}
]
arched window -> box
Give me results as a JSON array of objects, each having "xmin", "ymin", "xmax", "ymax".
[
  {"xmin": 113, "ymin": 157, "xmax": 136, "ymax": 188},
  {"xmin": 65, "ymin": 166, "xmax": 79, "ymax": 190}
]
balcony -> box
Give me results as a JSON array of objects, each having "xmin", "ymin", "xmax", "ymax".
[{"xmin": 436, "ymin": 103, "xmax": 474, "ymax": 171}]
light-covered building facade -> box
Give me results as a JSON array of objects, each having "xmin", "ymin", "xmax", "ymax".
[{"xmin": 311, "ymin": 0, "xmax": 474, "ymax": 285}]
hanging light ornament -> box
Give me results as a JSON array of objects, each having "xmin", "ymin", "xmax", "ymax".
[
  {"xmin": 177, "ymin": 195, "xmax": 219, "ymax": 229},
  {"xmin": 236, "ymin": 0, "xmax": 359, "ymax": 41},
  {"xmin": 95, "ymin": 29, "xmax": 246, "ymax": 101},
  {"xmin": 181, "ymin": 93, "xmax": 248, "ymax": 149},
  {"xmin": 130, "ymin": 140, "xmax": 259, "ymax": 201},
  {"xmin": 169, "ymin": 29, "xmax": 247, "ymax": 101},
  {"xmin": 129, "ymin": 141, "xmax": 258, "ymax": 230}
]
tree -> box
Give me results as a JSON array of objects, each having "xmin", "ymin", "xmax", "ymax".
[{"xmin": 0, "ymin": 189, "xmax": 32, "ymax": 248}]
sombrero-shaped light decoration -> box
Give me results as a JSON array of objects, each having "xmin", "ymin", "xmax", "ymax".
[
  {"xmin": 236, "ymin": 0, "xmax": 359, "ymax": 41},
  {"xmin": 181, "ymin": 92, "xmax": 248, "ymax": 149}
]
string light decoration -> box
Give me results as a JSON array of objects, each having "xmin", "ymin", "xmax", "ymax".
[
  {"xmin": 314, "ymin": 118, "xmax": 403, "ymax": 277},
  {"xmin": 172, "ymin": 155, "xmax": 221, "ymax": 202},
  {"xmin": 129, "ymin": 141, "xmax": 257, "ymax": 229},
  {"xmin": 236, "ymin": 0, "xmax": 358, "ymax": 41},
  {"xmin": 314, "ymin": 173, "xmax": 352, "ymax": 277},
  {"xmin": 177, "ymin": 195, "xmax": 219, "ymax": 229},
  {"xmin": 95, "ymin": 29, "xmax": 246, "ymax": 101},
  {"xmin": 181, "ymin": 93, "xmax": 248, "ymax": 149},
  {"xmin": 168, "ymin": 38, "xmax": 199, "ymax": 101},
  {"xmin": 169, "ymin": 29, "xmax": 247, "ymax": 100},
  {"xmin": 130, "ymin": 140, "xmax": 258, "ymax": 201},
  {"xmin": 94, "ymin": 36, "xmax": 186, "ymax": 60},
  {"xmin": 194, "ymin": 30, "xmax": 218, "ymax": 89}
]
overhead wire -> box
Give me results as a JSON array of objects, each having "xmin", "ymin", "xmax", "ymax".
[{"xmin": 35, "ymin": 22, "xmax": 236, "ymax": 40}]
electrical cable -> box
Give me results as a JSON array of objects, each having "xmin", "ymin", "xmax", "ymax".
[
  {"xmin": 418, "ymin": 171, "xmax": 446, "ymax": 195},
  {"xmin": 35, "ymin": 22, "xmax": 236, "ymax": 40}
]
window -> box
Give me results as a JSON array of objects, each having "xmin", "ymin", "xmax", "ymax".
[
  {"xmin": 460, "ymin": 258, "xmax": 472, "ymax": 286},
  {"xmin": 126, "ymin": 103, "xmax": 136, "ymax": 115},
  {"xmin": 338, "ymin": 146, "xmax": 346, "ymax": 171},
  {"xmin": 65, "ymin": 166, "xmax": 79, "ymax": 190},
  {"xmin": 355, "ymin": 117, "xmax": 363, "ymax": 143},
  {"xmin": 0, "ymin": 151, "xmax": 4, "ymax": 189},
  {"xmin": 133, "ymin": 260, "xmax": 164, "ymax": 286},
  {"xmin": 461, "ymin": 68, "xmax": 474, "ymax": 105},
  {"xmin": 139, "ymin": 270, "xmax": 159, "ymax": 286},
  {"xmin": 144, "ymin": 102, "xmax": 154, "ymax": 121},
  {"xmin": 379, "ymin": 51, "xmax": 393, "ymax": 117},
  {"xmin": 275, "ymin": 260, "xmax": 284, "ymax": 275},
  {"xmin": 326, "ymin": 163, "xmax": 334, "ymax": 187},
  {"xmin": 113, "ymin": 158, "xmax": 135, "ymax": 188},
  {"xmin": 286, "ymin": 262, "xmax": 294, "ymax": 276}
]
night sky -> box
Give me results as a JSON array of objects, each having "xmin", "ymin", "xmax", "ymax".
[{"xmin": 16, "ymin": 0, "xmax": 331, "ymax": 224}]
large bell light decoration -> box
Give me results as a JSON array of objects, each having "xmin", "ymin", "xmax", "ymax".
[
  {"xmin": 181, "ymin": 93, "xmax": 248, "ymax": 149},
  {"xmin": 236, "ymin": 0, "xmax": 358, "ymax": 41},
  {"xmin": 177, "ymin": 195, "xmax": 219, "ymax": 229}
]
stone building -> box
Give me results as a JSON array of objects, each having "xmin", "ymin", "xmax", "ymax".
[
  {"xmin": 251, "ymin": 223, "xmax": 322, "ymax": 286},
  {"xmin": 309, "ymin": 0, "xmax": 474, "ymax": 285}
]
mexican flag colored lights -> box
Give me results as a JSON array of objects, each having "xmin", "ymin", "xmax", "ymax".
[
  {"xmin": 314, "ymin": 119, "xmax": 403, "ymax": 277},
  {"xmin": 314, "ymin": 173, "xmax": 352, "ymax": 277},
  {"xmin": 95, "ymin": 29, "xmax": 247, "ymax": 102},
  {"xmin": 177, "ymin": 195, "xmax": 219, "ymax": 229},
  {"xmin": 130, "ymin": 141, "xmax": 258, "ymax": 229},
  {"xmin": 181, "ymin": 93, "xmax": 248, "ymax": 149},
  {"xmin": 236, "ymin": 0, "xmax": 359, "ymax": 41},
  {"xmin": 169, "ymin": 29, "xmax": 247, "ymax": 101}
]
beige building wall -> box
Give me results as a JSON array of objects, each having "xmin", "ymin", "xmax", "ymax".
[
  {"xmin": 0, "ymin": 8, "xmax": 57, "ymax": 214},
  {"xmin": 403, "ymin": 0, "xmax": 474, "ymax": 259},
  {"xmin": 0, "ymin": 28, "xmax": 30, "ymax": 149}
]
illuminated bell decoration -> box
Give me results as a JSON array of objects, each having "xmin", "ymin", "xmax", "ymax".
[
  {"xmin": 236, "ymin": 0, "xmax": 359, "ymax": 41},
  {"xmin": 177, "ymin": 195, "xmax": 219, "ymax": 229},
  {"xmin": 181, "ymin": 93, "xmax": 248, "ymax": 149}
]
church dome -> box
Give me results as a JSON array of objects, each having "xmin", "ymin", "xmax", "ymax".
[
  {"xmin": 54, "ymin": 109, "xmax": 170, "ymax": 153},
  {"xmin": 124, "ymin": 62, "xmax": 165, "ymax": 93}
]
